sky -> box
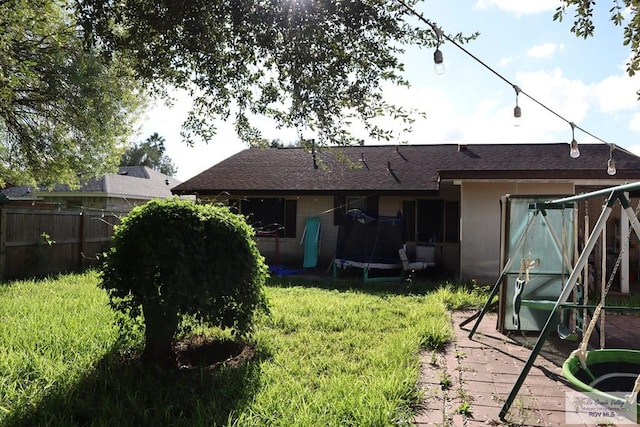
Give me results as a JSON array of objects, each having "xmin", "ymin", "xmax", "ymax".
[{"xmin": 139, "ymin": 0, "xmax": 640, "ymax": 182}]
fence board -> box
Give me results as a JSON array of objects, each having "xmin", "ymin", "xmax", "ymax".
[{"xmin": 0, "ymin": 207, "xmax": 124, "ymax": 280}]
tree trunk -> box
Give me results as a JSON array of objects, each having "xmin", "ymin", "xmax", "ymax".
[{"xmin": 141, "ymin": 299, "xmax": 179, "ymax": 366}]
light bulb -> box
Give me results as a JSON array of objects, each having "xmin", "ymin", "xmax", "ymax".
[
  {"xmin": 607, "ymin": 158, "xmax": 616, "ymax": 175},
  {"xmin": 570, "ymin": 139, "xmax": 580, "ymax": 158},
  {"xmin": 513, "ymin": 105, "xmax": 522, "ymax": 127},
  {"xmin": 433, "ymin": 48, "xmax": 445, "ymax": 75}
]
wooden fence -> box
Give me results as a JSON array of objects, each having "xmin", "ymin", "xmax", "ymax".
[{"xmin": 0, "ymin": 207, "xmax": 124, "ymax": 280}]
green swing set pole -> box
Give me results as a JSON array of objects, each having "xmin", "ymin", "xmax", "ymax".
[
  {"xmin": 622, "ymin": 199, "xmax": 640, "ymax": 245},
  {"xmin": 545, "ymin": 181, "xmax": 640, "ymax": 205},
  {"xmin": 499, "ymin": 191, "xmax": 617, "ymax": 420},
  {"xmin": 465, "ymin": 211, "xmax": 540, "ymax": 337}
]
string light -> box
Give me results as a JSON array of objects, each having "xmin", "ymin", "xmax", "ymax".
[
  {"xmin": 433, "ymin": 26, "xmax": 445, "ymax": 75},
  {"xmin": 513, "ymin": 85, "xmax": 522, "ymax": 126},
  {"xmin": 395, "ymin": 0, "xmax": 622, "ymax": 163},
  {"xmin": 433, "ymin": 47, "xmax": 445, "ymax": 75},
  {"xmin": 569, "ymin": 123, "xmax": 580, "ymax": 158},
  {"xmin": 607, "ymin": 144, "xmax": 617, "ymax": 175}
]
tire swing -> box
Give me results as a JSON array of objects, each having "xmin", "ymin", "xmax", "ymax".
[{"xmin": 562, "ymin": 200, "xmax": 640, "ymax": 415}]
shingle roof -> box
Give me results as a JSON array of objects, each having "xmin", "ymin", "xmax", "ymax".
[
  {"xmin": 172, "ymin": 143, "xmax": 640, "ymax": 195},
  {"xmin": 2, "ymin": 185, "xmax": 37, "ymax": 199},
  {"xmin": 5, "ymin": 166, "xmax": 181, "ymax": 199},
  {"xmin": 102, "ymin": 166, "xmax": 181, "ymax": 199}
]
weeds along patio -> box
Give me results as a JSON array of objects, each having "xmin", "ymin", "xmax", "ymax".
[{"xmin": 0, "ymin": 271, "xmax": 486, "ymax": 426}]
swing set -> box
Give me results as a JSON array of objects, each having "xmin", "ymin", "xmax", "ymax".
[
  {"xmin": 464, "ymin": 182, "xmax": 640, "ymax": 421},
  {"xmin": 465, "ymin": 194, "xmax": 579, "ymax": 336}
]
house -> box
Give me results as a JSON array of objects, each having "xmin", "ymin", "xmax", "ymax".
[
  {"xmin": 3, "ymin": 166, "xmax": 182, "ymax": 212},
  {"xmin": 171, "ymin": 143, "xmax": 640, "ymax": 284}
]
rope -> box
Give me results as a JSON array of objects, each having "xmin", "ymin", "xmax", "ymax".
[
  {"xmin": 582, "ymin": 199, "xmax": 590, "ymax": 333},
  {"xmin": 571, "ymin": 198, "xmax": 640, "ymax": 369},
  {"xmin": 561, "ymin": 206, "xmax": 577, "ymax": 334},
  {"xmin": 570, "ymin": 205, "xmax": 578, "ymax": 333},
  {"xmin": 628, "ymin": 369, "xmax": 640, "ymax": 405}
]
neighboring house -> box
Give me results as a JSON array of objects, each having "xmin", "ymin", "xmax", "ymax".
[
  {"xmin": 171, "ymin": 143, "xmax": 640, "ymax": 283},
  {"xmin": 0, "ymin": 185, "xmax": 49, "ymax": 207},
  {"xmin": 3, "ymin": 166, "xmax": 182, "ymax": 212},
  {"xmin": 0, "ymin": 166, "xmax": 183, "ymax": 280}
]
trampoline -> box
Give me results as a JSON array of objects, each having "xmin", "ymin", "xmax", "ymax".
[{"xmin": 332, "ymin": 210, "xmax": 404, "ymax": 282}]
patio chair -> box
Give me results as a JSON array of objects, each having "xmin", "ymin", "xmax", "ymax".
[{"xmin": 398, "ymin": 246, "xmax": 436, "ymax": 282}]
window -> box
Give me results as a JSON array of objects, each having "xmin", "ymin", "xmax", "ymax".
[
  {"xmin": 402, "ymin": 201, "xmax": 416, "ymax": 241},
  {"xmin": 445, "ymin": 201, "xmax": 460, "ymax": 243},
  {"xmin": 333, "ymin": 195, "xmax": 379, "ymax": 224},
  {"xmin": 238, "ymin": 198, "xmax": 297, "ymax": 238},
  {"xmin": 284, "ymin": 200, "xmax": 297, "ymax": 238},
  {"xmin": 346, "ymin": 196, "xmax": 367, "ymax": 212},
  {"xmin": 417, "ymin": 200, "xmax": 443, "ymax": 243},
  {"xmin": 416, "ymin": 200, "xmax": 459, "ymax": 244}
]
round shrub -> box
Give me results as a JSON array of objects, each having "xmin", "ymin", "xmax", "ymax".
[{"xmin": 101, "ymin": 199, "xmax": 268, "ymax": 365}]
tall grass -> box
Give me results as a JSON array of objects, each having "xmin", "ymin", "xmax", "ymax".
[
  {"xmin": 0, "ymin": 272, "xmax": 485, "ymax": 426},
  {"xmin": 0, "ymin": 272, "xmax": 118, "ymax": 418}
]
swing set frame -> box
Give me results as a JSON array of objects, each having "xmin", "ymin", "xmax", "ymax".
[{"xmin": 463, "ymin": 181, "xmax": 640, "ymax": 421}]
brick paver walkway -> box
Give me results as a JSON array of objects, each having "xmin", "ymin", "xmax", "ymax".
[{"xmin": 414, "ymin": 311, "xmax": 640, "ymax": 426}]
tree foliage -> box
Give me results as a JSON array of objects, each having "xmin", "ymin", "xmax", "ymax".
[
  {"xmin": 101, "ymin": 199, "xmax": 269, "ymax": 365},
  {"xmin": 120, "ymin": 132, "xmax": 178, "ymax": 176},
  {"xmin": 74, "ymin": 0, "xmax": 474, "ymax": 147},
  {"xmin": 0, "ymin": 0, "xmax": 144, "ymax": 188},
  {"xmin": 554, "ymin": 0, "xmax": 640, "ymax": 76}
]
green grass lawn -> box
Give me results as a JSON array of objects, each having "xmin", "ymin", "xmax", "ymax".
[{"xmin": 0, "ymin": 272, "xmax": 486, "ymax": 426}]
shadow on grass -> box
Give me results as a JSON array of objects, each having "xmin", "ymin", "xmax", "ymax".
[{"xmin": 4, "ymin": 340, "xmax": 266, "ymax": 426}]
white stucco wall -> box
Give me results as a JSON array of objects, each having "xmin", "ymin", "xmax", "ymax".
[{"xmin": 459, "ymin": 181, "xmax": 575, "ymax": 284}]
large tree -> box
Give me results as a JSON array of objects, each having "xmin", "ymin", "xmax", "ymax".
[
  {"xmin": 4, "ymin": 1, "xmax": 637, "ymax": 187},
  {"xmin": 120, "ymin": 132, "xmax": 178, "ymax": 176},
  {"xmin": 0, "ymin": 0, "xmax": 144, "ymax": 188},
  {"xmin": 74, "ymin": 0, "xmax": 474, "ymax": 148}
]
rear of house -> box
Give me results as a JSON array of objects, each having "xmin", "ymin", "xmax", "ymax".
[{"xmin": 172, "ymin": 143, "xmax": 640, "ymax": 284}]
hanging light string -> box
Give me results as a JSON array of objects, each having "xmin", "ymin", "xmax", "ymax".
[{"xmin": 395, "ymin": 0, "xmax": 627, "ymax": 167}]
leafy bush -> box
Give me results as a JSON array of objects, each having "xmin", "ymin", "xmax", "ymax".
[{"xmin": 101, "ymin": 199, "xmax": 268, "ymax": 365}]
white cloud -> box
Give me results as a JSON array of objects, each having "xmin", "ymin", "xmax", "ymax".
[
  {"xmin": 378, "ymin": 65, "xmax": 630, "ymax": 148},
  {"xmin": 286, "ymin": 65, "xmax": 634, "ymax": 156},
  {"xmin": 380, "ymin": 83, "xmax": 558, "ymax": 146},
  {"xmin": 527, "ymin": 43, "xmax": 564, "ymax": 59},
  {"xmin": 373, "ymin": 83, "xmax": 461, "ymax": 144},
  {"xmin": 498, "ymin": 57, "xmax": 513, "ymax": 67},
  {"xmin": 474, "ymin": 0, "xmax": 562, "ymax": 15},
  {"xmin": 592, "ymin": 73, "xmax": 640, "ymax": 113},
  {"xmin": 515, "ymin": 68, "xmax": 590, "ymax": 130}
]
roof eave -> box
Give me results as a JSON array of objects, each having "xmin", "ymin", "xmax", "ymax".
[
  {"xmin": 172, "ymin": 188, "xmax": 440, "ymax": 197},
  {"xmin": 438, "ymin": 169, "xmax": 640, "ymax": 181}
]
